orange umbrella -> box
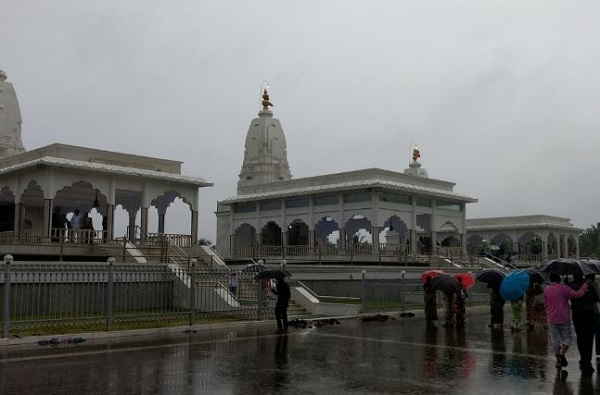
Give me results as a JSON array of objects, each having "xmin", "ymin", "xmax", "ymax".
[
  {"xmin": 420, "ymin": 270, "xmax": 446, "ymax": 282},
  {"xmin": 454, "ymin": 273, "xmax": 475, "ymax": 289}
]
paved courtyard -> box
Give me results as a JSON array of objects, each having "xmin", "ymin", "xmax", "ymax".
[{"xmin": 0, "ymin": 308, "xmax": 596, "ymax": 394}]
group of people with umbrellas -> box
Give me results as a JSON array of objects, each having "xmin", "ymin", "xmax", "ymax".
[
  {"xmin": 472, "ymin": 258, "xmax": 600, "ymax": 377},
  {"xmin": 421, "ymin": 270, "xmax": 475, "ymax": 329}
]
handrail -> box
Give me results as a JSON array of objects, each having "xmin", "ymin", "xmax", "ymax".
[{"xmin": 294, "ymin": 280, "xmax": 361, "ymax": 302}]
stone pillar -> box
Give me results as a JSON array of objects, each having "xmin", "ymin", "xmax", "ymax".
[
  {"xmin": 372, "ymin": 226, "xmax": 380, "ymax": 253},
  {"xmin": 106, "ymin": 204, "xmax": 115, "ymax": 240},
  {"xmin": 339, "ymin": 228, "xmax": 346, "ymax": 249},
  {"xmin": 13, "ymin": 203, "xmax": 20, "ymax": 232},
  {"xmin": 431, "ymin": 231, "xmax": 437, "ymax": 254},
  {"xmin": 191, "ymin": 210, "xmax": 198, "ymax": 244},
  {"xmin": 542, "ymin": 240, "xmax": 548, "ymax": 261},
  {"xmin": 561, "ymin": 235, "xmax": 568, "ymax": 258},
  {"xmin": 19, "ymin": 203, "xmax": 25, "ymax": 232},
  {"xmin": 43, "ymin": 198, "xmax": 52, "ymax": 238},
  {"xmin": 140, "ymin": 207, "xmax": 148, "ymax": 240},
  {"xmin": 409, "ymin": 229, "xmax": 416, "ymax": 254},
  {"xmin": 461, "ymin": 233, "xmax": 467, "ymax": 256},
  {"xmin": 128, "ymin": 212, "xmax": 136, "ymax": 241},
  {"xmin": 158, "ymin": 213, "xmax": 166, "ymax": 234}
]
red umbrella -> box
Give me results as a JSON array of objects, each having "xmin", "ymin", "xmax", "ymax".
[
  {"xmin": 454, "ymin": 273, "xmax": 475, "ymax": 289},
  {"xmin": 420, "ymin": 270, "xmax": 446, "ymax": 283}
]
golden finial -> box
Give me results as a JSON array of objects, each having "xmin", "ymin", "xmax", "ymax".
[
  {"xmin": 262, "ymin": 89, "xmax": 273, "ymax": 110},
  {"xmin": 412, "ymin": 146, "xmax": 421, "ymax": 162}
]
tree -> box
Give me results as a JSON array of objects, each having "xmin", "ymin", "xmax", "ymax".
[
  {"xmin": 197, "ymin": 238, "xmax": 213, "ymax": 246},
  {"xmin": 579, "ymin": 223, "xmax": 600, "ymax": 258}
]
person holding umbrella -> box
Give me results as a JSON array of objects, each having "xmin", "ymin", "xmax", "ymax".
[
  {"xmin": 567, "ymin": 273, "xmax": 598, "ymax": 376},
  {"xmin": 544, "ymin": 273, "xmax": 590, "ymax": 370},
  {"xmin": 488, "ymin": 283, "xmax": 505, "ymax": 331},
  {"xmin": 430, "ymin": 274, "xmax": 460, "ymax": 329},
  {"xmin": 455, "ymin": 276, "xmax": 469, "ymax": 329},
  {"xmin": 272, "ymin": 276, "xmax": 291, "ymax": 334},
  {"xmin": 423, "ymin": 276, "xmax": 438, "ymax": 328},
  {"xmin": 475, "ymin": 268, "xmax": 506, "ymax": 330}
]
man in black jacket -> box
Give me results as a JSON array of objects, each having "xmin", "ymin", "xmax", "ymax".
[
  {"xmin": 569, "ymin": 274, "xmax": 599, "ymax": 375},
  {"xmin": 272, "ymin": 277, "xmax": 291, "ymax": 334}
]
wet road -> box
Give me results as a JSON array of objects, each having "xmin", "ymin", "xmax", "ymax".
[{"xmin": 0, "ymin": 309, "xmax": 596, "ymax": 394}]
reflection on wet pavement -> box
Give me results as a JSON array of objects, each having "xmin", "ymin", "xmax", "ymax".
[{"xmin": 0, "ymin": 310, "xmax": 598, "ymax": 394}]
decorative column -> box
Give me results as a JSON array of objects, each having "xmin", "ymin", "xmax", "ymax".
[
  {"xmin": 190, "ymin": 210, "xmax": 198, "ymax": 244},
  {"xmin": 140, "ymin": 207, "xmax": 148, "ymax": 240},
  {"xmin": 372, "ymin": 226, "xmax": 380, "ymax": 253},
  {"xmin": 542, "ymin": 240, "xmax": 548, "ymax": 261},
  {"xmin": 103, "ymin": 204, "xmax": 115, "ymax": 240},
  {"xmin": 158, "ymin": 212, "xmax": 166, "ymax": 234},
  {"xmin": 13, "ymin": 203, "xmax": 20, "ymax": 232},
  {"xmin": 339, "ymin": 228, "xmax": 346, "ymax": 249},
  {"xmin": 410, "ymin": 199, "xmax": 417, "ymax": 254},
  {"xmin": 43, "ymin": 198, "xmax": 52, "ymax": 238},
  {"xmin": 128, "ymin": 211, "xmax": 136, "ymax": 240}
]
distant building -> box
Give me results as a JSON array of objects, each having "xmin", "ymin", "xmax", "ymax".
[{"xmin": 465, "ymin": 215, "xmax": 581, "ymax": 262}]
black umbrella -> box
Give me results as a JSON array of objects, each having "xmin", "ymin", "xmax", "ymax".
[
  {"xmin": 539, "ymin": 258, "xmax": 599, "ymax": 276},
  {"xmin": 254, "ymin": 269, "xmax": 291, "ymax": 281},
  {"xmin": 475, "ymin": 268, "xmax": 506, "ymax": 287},
  {"xmin": 431, "ymin": 274, "xmax": 461, "ymax": 294},
  {"xmin": 525, "ymin": 267, "xmax": 549, "ymax": 284}
]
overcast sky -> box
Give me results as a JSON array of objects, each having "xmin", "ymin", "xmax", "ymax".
[{"xmin": 3, "ymin": 1, "xmax": 600, "ymax": 241}]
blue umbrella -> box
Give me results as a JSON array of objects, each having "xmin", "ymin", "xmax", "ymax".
[{"xmin": 500, "ymin": 270, "xmax": 530, "ymax": 301}]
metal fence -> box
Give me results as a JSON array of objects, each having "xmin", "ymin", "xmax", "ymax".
[
  {"xmin": 0, "ymin": 259, "xmax": 275, "ymax": 338},
  {"xmin": 360, "ymin": 275, "xmax": 490, "ymax": 313}
]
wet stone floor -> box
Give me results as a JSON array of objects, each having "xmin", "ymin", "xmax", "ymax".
[{"xmin": 0, "ymin": 309, "xmax": 597, "ymax": 394}]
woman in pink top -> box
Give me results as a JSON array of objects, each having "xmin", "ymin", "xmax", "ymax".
[{"xmin": 544, "ymin": 272, "xmax": 589, "ymax": 369}]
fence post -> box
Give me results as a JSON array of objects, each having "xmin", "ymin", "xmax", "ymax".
[
  {"xmin": 257, "ymin": 278, "xmax": 263, "ymax": 321},
  {"xmin": 122, "ymin": 236, "xmax": 127, "ymax": 263},
  {"xmin": 401, "ymin": 270, "xmax": 406, "ymax": 311},
  {"xmin": 189, "ymin": 259, "xmax": 197, "ymax": 326},
  {"xmin": 361, "ymin": 270, "xmax": 367, "ymax": 313},
  {"xmin": 106, "ymin": 257, "xmax": 115, "ymax": 331},
  {"xmin": 3, "ymin": 254, "xmax": 13, "ymax": 338}
]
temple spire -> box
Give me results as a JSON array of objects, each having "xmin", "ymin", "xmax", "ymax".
[
  {"xmin": 238, "ymin": 88, "xmax": 291, "ymax": 194},
  {"xmin": 0, "ymin": 69, "xmax": 26, "ymax": 158}
]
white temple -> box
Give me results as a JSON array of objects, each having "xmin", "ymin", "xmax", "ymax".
[
  {"xmin": 216, "ymin": 90, "xmax": 476, "ymax": 261},
  {"xmin": 0, "ymin": 70, "xmax": 26, "ymax": 158}
]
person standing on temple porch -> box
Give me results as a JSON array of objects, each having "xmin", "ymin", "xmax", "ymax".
[{"xmin": 70, "ymin": 209, "xmax": 82, "ymax": 243}]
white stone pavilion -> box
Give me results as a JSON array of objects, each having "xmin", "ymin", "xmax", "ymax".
[
  {"xmin": 216, "ymin": 90, "xmax": 477, "ymax": 262},
  {"xmin": 0, "ymin": 70, "xmax": 212, "ymax": 253}
]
